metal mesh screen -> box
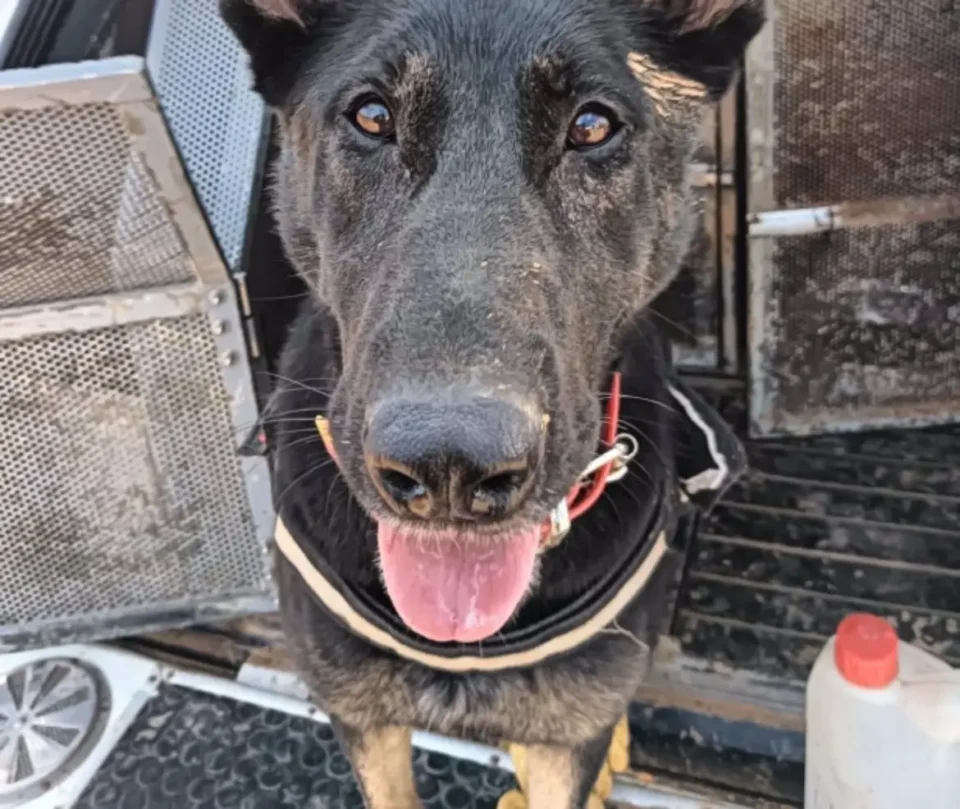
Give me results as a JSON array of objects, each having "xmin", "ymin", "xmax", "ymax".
[
  {"xmin": 755, "ymin": 219, "xmax": 960, "ymax": 434},
  {"xmin": 147, "ymin": 0, "xmax": 266, "ymax": 271},
  {"xmin": 749, "ymin": 1, "xmax": 960, "ymax": 434},
  {"xmin": 0, "ymin": 315, "xmax": 265, "ymax": 627},
  {"xmin": 774, "ymin": 1, "xmax": 960, "ymax": 207},
  {"xmin": 0, "ymin": 102, "xmax": 194, "ymax": 308}
]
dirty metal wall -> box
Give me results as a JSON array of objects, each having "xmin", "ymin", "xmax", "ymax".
[
  {"xmin": 0, "ymin": 58, "xmax": 274, "ymax": 650},
  {"xmin": 747, "ymin": 0, "xmax": 960, "ymax": 436}
]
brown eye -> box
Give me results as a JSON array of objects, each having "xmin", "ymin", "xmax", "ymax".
[
  {"xmin": 567, "ymin": 106, "xmax": 618, "ymax": 149},
  {"xmin": 352, "ymin": 97, "xmax": 395, "ymax": 139}
]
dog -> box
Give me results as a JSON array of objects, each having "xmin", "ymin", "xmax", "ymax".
[{"xmin": 221, "ymin": 1, "xmax": 762, "ymax": 806}]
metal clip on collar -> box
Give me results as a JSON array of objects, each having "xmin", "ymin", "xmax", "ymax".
[{"xmin": 540, "ymin": 373, "xmax": 635, "ymax": 550}]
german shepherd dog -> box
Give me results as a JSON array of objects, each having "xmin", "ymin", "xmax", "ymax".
[{"xmin": 222, "ymin": 1, "xmax": 763, "ymax": 805}]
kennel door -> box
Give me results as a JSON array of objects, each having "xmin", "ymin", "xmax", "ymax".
[
  {"xmin": 746, "ymin": 1, "xmax": 960, "ymax": 437},
  {"xmin": 0, "ymin": 58, "xmax": 275, "ymax": 650}
]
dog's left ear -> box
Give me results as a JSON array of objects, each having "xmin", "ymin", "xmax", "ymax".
[
  {"xmin": 636, "ymin": 0, "xmax": 766, "ymax": 100},
  {"xmin": 221, "ymin": 0, "xmax": 339, "ymax": 105}
]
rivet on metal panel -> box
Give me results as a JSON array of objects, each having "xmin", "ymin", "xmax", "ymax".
[
  {"xmin": 211, "ymin": 320, "xmax": 226, "ymax": 336},
  {"xmin": 221, "ymin": 351, "xmax": 235, "ymax": 367},
  {"xmin": 209, "ymin": 290, "xmax": 224, "ymax": 306}
]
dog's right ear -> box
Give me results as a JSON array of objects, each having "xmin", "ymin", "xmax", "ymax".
[
  {"xmin": 220, "ymin": 0, "xmax": 332, "ymax": 105},
  {"xmin": 635, "ymin": 0, "xmax": 765, "ymax": 101}
]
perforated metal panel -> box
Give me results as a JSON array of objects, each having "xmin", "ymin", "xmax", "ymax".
[
  {"xmin": 747, "ymin": 1, "xmax": 960, "ymax": 436},
  {"xmin": 0, "ymin": 102, "xmax": 193, "ymax": 307},
  {"xmin": 147, "ymin": 0, "xmax": 267, "ymax": 271},
  {"xmin": 753, "ymin": 219, "xmax": 960, "ymax": 435},
  {"xmin": 0, "ymin": 317, "xmax": 264, "ymax": 626},
  {"xmin": 0, "ymin": 58, "xmax": 274, "ymax": 648}
]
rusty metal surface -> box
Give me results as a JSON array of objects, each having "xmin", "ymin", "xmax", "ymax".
[
  {"xmin": 750, "ymin": 194, "xmax": 960, "ymax": 237},
  {"xmin": 628, "ymin": 701, "xmax": 804, "ymax": 806},
  {"xmin": 774, "ymin": 0, "xmax": 960, "ymax": 208},
  {"xmin": 659, "ymin": 97, "xmax": 742, "ymax": 371},
  {"xmin": 693, "ymin": 106, "xmax": 718, "ymax": 168},
  {"xmin": 718, "ymin": 91, "xmax": 736, "ymax": 174},
  {"xmin": 833, "ymin": 194, "xmax": 960, "ymax": 230},
  {"xmin": 752, "ymin": 218, "xmax": 960, "ymax": 435}
]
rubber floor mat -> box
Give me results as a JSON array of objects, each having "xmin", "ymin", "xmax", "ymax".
[{"xmin": 75, "ymin": 685, "xmax": 514, "ymax": 809}]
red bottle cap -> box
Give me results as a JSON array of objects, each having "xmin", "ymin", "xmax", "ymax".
[{"xmin": 834, "ymin": 613, "xmax": 899, "ymax": 689}]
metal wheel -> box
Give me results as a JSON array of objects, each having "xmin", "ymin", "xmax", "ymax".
[{"xmin": 0, "ymin": 659, "xmax": 105, "ymax": 800}]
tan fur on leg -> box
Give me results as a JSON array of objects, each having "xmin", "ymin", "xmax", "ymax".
[
  {"xmin": 340, "ymin": 725, "xmax": 420, "ymax": 809},
  {"xmin": 498, "ymin": 716, "xmax": 630, "ymax": 809}
]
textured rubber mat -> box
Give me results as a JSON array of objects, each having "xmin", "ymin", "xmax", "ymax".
[
  {"xmin": 75, "ymin": 685, "xmax": 514, "ymax": 809},
  {"xmin": 676, "ymin": 395, "xmax": 960, "ymax": 681}
]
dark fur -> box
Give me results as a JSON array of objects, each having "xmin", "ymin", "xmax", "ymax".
[{"xmin": 222, "ymin": 1, "xmax": 763, "ymax": 805}]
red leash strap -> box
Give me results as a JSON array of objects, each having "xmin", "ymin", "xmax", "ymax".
[
  {"xmin": 566, "ymin": 371, "xmax": 622, "ymax": 521},
  {"xmin": 538, "ymin": 372, "xmax": 622, "ymax": 545}
]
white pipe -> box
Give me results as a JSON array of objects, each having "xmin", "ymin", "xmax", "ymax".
[
  {"xmin": 750, "ymin": 195, "xmax": 960, "ymax": 238},
  {"xmin": 168, "ymin": 667, "xmax": 330, "ymax": 721},
  {"xmin": 413, "ymin": 729, "xmax": 514, "ymax": 772},
  {"xmin": 749, "ymin": 206, "xmax": 834, "ymax": 237}
]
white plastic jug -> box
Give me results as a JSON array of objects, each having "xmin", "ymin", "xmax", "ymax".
[{"xmin": 805, "ymin": 613, "xmax": 960, "ymax": 809}]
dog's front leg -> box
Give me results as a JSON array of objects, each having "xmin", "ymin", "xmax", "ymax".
[
  {"xmin": 523, "ymin": 727, "xmax": 616, "ymax": 809},
  {"xmin": 331, "ymin": 719, "xmax": 420, "ymax": 809}
]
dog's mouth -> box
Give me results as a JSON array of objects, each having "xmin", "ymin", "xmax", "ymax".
[
  {"xmin": 377, "ymin": 520, "xmax": 541, "ymax": 643},
  {"xmin": 316, "ymin": 412, "xmax": 545, "ymax": 642}
]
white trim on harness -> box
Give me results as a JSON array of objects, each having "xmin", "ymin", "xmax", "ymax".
[{"xmin": 667, "ymin": 384, "xmax": 730, "ymax": 495}]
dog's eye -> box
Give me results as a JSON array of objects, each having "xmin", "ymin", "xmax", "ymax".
[
  {"xmin": 351, "ymin": 97, "xmax": 395, "ymax": 139},
  {"xmin": 567, "ymin": 106, "xmax": 619, "ymax": 149}
]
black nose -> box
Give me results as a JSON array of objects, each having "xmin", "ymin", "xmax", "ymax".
[{"xmin": 364, "ymin": 392, "xmax": 544, "ymax": 521}]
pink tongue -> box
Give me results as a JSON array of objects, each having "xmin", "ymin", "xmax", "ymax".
[{"xmin": 377, "ymin": 523, "xmax": 540, "ymax": 643}]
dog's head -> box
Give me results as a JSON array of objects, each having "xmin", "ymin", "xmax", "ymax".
[{"xmin": 224, "ymin": 0, "xmax": 763, "ymax": 644}]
